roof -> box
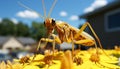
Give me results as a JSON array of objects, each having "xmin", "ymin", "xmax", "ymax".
[
  {"xmin": 0, "ymin": 36, "xmax": 36, "ymax": 45},
  {"xmin": 80, "ymin": 1, "xmax": 120, "ymax": 18},
  {"xmin": 17, "ymin": 37, "xmax": 36, "ymax": 45},
  {"xmin": 0, "ymin": 36, "xmax": 10, "ymax": 45}
]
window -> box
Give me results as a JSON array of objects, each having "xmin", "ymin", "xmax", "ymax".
[{"xmin": 105, "ymin": 8, "xmax": 120, "ymax": 32}]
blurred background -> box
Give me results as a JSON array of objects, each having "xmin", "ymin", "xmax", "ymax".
[{"xmin": 0, "ymin": 0, "xmax": 120, "ymax": 61}]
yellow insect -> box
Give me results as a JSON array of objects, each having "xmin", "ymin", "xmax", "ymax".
[{"xmin": 19, "ymin": 0, "xmax": 106, "ymax": 60}]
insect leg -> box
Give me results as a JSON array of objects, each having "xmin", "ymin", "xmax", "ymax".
[
  {"xmin": 82, "ymin": 22, "xmax": 108, "ymax": 56},
  {"xmin": 31, "ymin": 38, "xmax": 45, "ymax": 62},
  {"xmin": 74, "ymin": 39, "xmax": 94, "ymax": 45},
  {"xmin": 32, "ymin": 36, "xmax": 52, "ymax": 61},
  {"xmin": 66, "ymin": 29, "xmax": 75, "ymax": 58},
  {"xmin": 52, "ymin": 35, "xmax": 56, "ymax": 55},
  {"xmin": 75, "ymin": 22, "xmax": 110, "ymax": 58}
]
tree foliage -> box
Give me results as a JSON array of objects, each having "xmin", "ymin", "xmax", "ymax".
[
  {"xmin": 16, "ymin": 22, "xmax": 30, "ymax": 37},
  {"xmin": 0, "ymin": 18, "xmax": 16, "ymax": 35},
  {"xmin": 0, "ymin": 18, "xmax": 47, "ymax": 41},
  {"xmin": 31, "ymin": 21, "xmax": 47, "ymax": 41}
]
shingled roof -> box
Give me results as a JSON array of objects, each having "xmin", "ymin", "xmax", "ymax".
[
  {"xmin": 17, "ymin": 37, "xmax": 36, "ymax": 45},
  {"xmin": 80, "ymin": 0, "xmax": 120, "ymax": 18},
  {"xmin": 0, "ymin": 36, "xmax": 10, "ymax": 45},
  {"xmin": 0, "ymin": 36, "xmax": 36, "ymax": 46}
]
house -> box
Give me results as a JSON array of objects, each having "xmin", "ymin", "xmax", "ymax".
[
  {"xmin": 0, "ymin": 36, "xmax": 36, "ymax": 50},
  {"xmin": 80, "ymin": 1, "xmax": 120, "ymax": 49}
]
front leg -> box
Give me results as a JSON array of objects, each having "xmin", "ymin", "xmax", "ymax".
[
  {"xmin": 41, "ymin": 35, "xmax": 62, "ymax": 44},
  {"xmin": 32, "ymin": 35, "xmax": 61, "ymax": 61},
  {"xmin": 36, "ymin": 37, "xmax": 61, "ymax": 52}
]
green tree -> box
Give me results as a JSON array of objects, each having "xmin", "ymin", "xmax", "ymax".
[
  {"xmin": 31, "ymin": 21, "xmax": 46, "ymax": 41},
  {"xmin": 0, "ymin": 18, "xmax": 16, "ymax": 35},
  {"xmin": 0, "ymin": 18, "xmax": 48, "ymax": 41},
  {"xmin": 16, "ymin": 22, "xmax": 30, "ymax": 37}
]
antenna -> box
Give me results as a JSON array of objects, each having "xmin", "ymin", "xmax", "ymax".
[
  {"xmin": 42, "ymin": 0, "xmax": 47, "ymax": 18},
  {"xmin": 48, "ymin": 0, "xmax": 57, "ymax": 17},
  {"xmin": 18, "ymin": 2, "xmax": 44, "ymax": 19}
]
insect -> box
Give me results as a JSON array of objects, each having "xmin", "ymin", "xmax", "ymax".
[
  {"xmin": 19, "ymin": 56, "xmax": 30, "ymax": 65},
  {"xmin": 18, "ymin": 0, "xmax": 108, "ymax": 61}
]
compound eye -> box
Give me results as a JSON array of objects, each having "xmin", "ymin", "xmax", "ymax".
[{"xmin": 52, "ymin": 19, "xmax": 56, "ymax": 26}]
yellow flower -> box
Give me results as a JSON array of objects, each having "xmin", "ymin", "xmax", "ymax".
[{"xmin": 23, "ymin": 65, "xmax": 40, "ymax": 69}]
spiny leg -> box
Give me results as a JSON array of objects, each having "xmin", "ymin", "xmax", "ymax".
[
  {"xmin": 66, "ymin": 29, "xmax": 75, "ymax": 59},
  {"xmin": 84, "ymin": 22, "xmax": 110, "ymax": 58},
  {"xmin": 31, "ymin": 38, "xmax": 44, "ymax": 61},
  {"xmin": 75, "ymin": 39, "xmax": 94, "ymax": 44},
  {"xmin": 75, "ymin": 22, "xmax": 99, "ymax": 49},
  {"xmin": 32, "ymin": 35, "xmax": 52, "ymax": 61},
  {"xmin": 75, "ymin": 22, "xmax": 109, "ymax": 58},
  {"xmin": 33, "ymin": 34, "xmax": 59, "ymax": 58},
  {"xmin": 71, "ymin": 31, "xmax": 75, "ymax": 58},
  {"xmin": 74, "ymin": 39, "xmax": 99, "ymax": 53}
]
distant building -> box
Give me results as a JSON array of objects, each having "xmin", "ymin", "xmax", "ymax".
[
  {"xmin": 0, "ymin": 36, "xmax": 36, "ymax": 50},
  {"xmin": 80, "ymin": 1, "xmax": 120, "ymax": 49}
]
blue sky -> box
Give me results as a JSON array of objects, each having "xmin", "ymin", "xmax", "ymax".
[{"xmin": 0, "ymin": 0, "xmax": 114, "ymax": 28}]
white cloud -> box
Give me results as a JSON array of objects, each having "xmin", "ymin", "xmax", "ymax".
[
  {"xmin": 84, "ymin": 7, "xmax": 94, "ymax": 13},
  {"xmin": 11, "ymin": 18, "xmax": 18, "ymax": 24},
  {"xmin": 16, "ymin": 10, "xmax": 39, "ymax": 19},
  {"xmin": 69, "ymin": 15, "xmax": 79, "ymax": 21},
  {"xmin": 59, "ymin": 11, "xmax": 67, "ymax": 17},
  {"xmin": 84, "ymin": 0, "xmax": 108, "ymax": 13}
]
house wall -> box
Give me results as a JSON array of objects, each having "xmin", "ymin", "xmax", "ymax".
[
  {"xmin": 86, "ymin": 7, "xmax": 120, "ymax": 49},
  {"xmin": 3, "ymin": 37, "xmax": 23, "ymax": 49}
]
